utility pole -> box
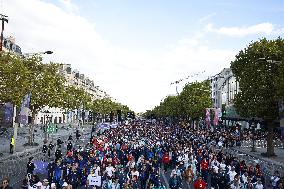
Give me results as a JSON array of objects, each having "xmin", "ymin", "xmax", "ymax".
[{"xmin": 0, "ymin": 14, "xmax": 8, "ymax": 52}]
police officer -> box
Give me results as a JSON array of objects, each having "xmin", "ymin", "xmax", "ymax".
[
  {"xmin": 55, "ymin": 147, "xmax": 62, "ymax": 160},
  {"xmin": 48, "ymin": 141, "xmax": 54, "ymax": 158},
  {"xmin": 42, "ymin": 142, "xmax": 48, "ymax": 160},
  {"xmin": 10, "ymin": 135, "xmax": 14, "ymax": 154},
  {"xmin": 57, "ymin": 137, "xmax": 63, "ymax": 148},
  {"xmin": 67, "ymin": 141, "xmax": 73, "ymax": 151}
]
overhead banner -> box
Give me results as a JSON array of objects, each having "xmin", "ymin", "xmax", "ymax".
[
  {"xmin": 205, "ymin": 108, "xmax": 210, "ymax": 128},
  {"xmin": 213, "ymin": 108, "xmax": 219, "ymax": 126},
  {"xmin": 0, "ymin": 103, "xmax": 13, "ymax": 128},
  {"xmin": 19, "ymin": 93, "xmax": 31, "ymax": 125}
]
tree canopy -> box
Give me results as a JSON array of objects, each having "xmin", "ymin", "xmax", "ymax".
[
  {"xmin": 231, "ymin": 38, "xmax": 284, "ymax": 121},
  {"xmin": 230, "ymin": 37, "xmax": 284, "ymax": 156},
  {"xmin": 148, "ymin": 80, "xmax": 212, "ymax": 120}
]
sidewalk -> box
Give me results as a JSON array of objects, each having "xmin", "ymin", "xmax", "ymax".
[
  {"xmin": 232, "ymin": 146, "xmax": 284, "ymax": 165},
  {"xmin": 0, "ymin": 124, "xmax": 92, "ymax": 160}
]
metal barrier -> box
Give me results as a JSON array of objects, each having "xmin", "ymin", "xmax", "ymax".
[{"xmin": 241, "ymin": 139, "xmax": 284, "ymax": 148}]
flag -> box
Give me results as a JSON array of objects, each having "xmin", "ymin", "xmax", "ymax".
[
  {"xmin": 4, "ymin": 102, "xmax": 13, "ymax": 124},
  {"xmin": 18, "ymin": 93, "xmax": 31, "ymax": 125},
  {"xmin": 205, "ymin": 108, "xmax": 210, "ymax": 128},
  {"xmin": 33, "ymin": 161, "xmax": 48, "ymax": 174},
  {"xmin": 213, "ymin": 108, "xmax": 219, "ymax": 126}
]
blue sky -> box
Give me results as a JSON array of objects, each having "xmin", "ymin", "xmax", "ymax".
[{"xmin": 4, "ymin": 0, "xmax": 284, "ymax": 112}]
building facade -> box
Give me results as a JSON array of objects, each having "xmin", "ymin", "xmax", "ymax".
[
  {"xmin": 35, "ymin": 64, "xmax": 109, "ymax": 124},
  {"xmin": 210, "ymin": 68, "xmax": 240, "ymax": 117},
  {"xmin": 2, "ymin": 36, "xmax": 22, "ymax": 55}
]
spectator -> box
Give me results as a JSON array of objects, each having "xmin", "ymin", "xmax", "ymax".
[
  {"xmin": 27, "ymin": 157, "xmax": 35, "ymax": 175},
  {"xmin": 0, "ymin": 178, "xmax": 13, "ymax": 189},
  {"xmin": 193, "ymin": 176, "xmax": 206, "ymax": 189}
]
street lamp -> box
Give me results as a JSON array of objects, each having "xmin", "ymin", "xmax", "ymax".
[
  {"xmin": 250, "ymin": 118, "xmax": 257, "ymax": 152},
  {"xmin": 23, "ymin": 50, "xmax": 53, "ymax": 57}
]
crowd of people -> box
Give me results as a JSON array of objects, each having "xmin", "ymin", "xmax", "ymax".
[{"xmin": 1, "ymin": 120, "xmax": 284, "ymax": 189}]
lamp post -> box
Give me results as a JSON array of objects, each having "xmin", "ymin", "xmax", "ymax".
[
  {"xmin": 0, "ymin": 14, "xmax": 8, "ymax": 52},
  {"xmin": 251, "ymin": 118, "xmax": 256, "ymax": 152},
  {"xmin": 44, "ymin": 114, "xmax": 49, "ymax": 142},
  {"xmin": 23, "ymin": 51, "xmax": 53, "ymax": 57}
]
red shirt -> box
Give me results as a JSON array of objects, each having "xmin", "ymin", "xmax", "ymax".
[
  {"xmin": 200, "ymin": 159, "xmax": 209, "ymax": 170},
  {"xmin": 194, "ymin": 180, "xmax": 206, "ymax": 189}
]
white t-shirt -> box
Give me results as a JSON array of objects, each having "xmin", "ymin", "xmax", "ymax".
[
  {"xmin": 255, "ymin": 183, "xmax": 264, "ymax": 189},
  {"xmin": 94, "ymin": 166, "xmax": 100, "ymax": 176},
  {"xmin": 106, "ymin": 166, "xmax": 115, "ymax": 177},
  {"xmin": 271, "ymin": 176, "xmax": 280, "ymax": 187},
  {"xmin": 241, "ymin": 175, "xmax": 248, "ymax": 184},
  {"xmin": 131, "ymin": 170, "xmax": 139, "ymax": 178},
  {"xmin": 228, "ymin": 171, "xmax": 237, "ymax": 182}
]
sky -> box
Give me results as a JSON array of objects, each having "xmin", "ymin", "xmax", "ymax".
[{"xmin": 3, "ymin": 0, "xmax": 284, "ymax": 112}]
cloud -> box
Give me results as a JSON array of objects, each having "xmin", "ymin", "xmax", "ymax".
[
  {"xmin": 199, "ymin": 13, "xmax": 216, "ymax": 23},
  {"xmin": 5, "ymin": 0, "xmax": 236, "ymax": 112},
  {"xmin": 206, "ymin": 23, "xmax": 284, "ymax": 37},
  {"xmin": 59, "ymin": 0, "xmax": 78, "ymax": 13}
]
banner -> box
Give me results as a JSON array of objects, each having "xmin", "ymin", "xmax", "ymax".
[
  {"xmin": 88, "ymin": 175, "xmax": 101, "ymax": 186},
  {"xmin": 33, "ymin": 161, "xmax": 48, "ymax": 175},
  {"xmin": 205, "ymin": 108, "xmax": 210, "ymax": 128},
  {"xmin": 213, "ymin": 108, "xmax": 219, "ymax": 126},
  {"xmin": 18, "ymin": 93, "xmax": 31, "ymax": 125},
  {"xmin": 4, "ymin": 102, "xmax": 13, "ymax": 124}
]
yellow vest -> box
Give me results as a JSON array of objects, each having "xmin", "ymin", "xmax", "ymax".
[{"xmin": 11, "ymin": 138, "xmax": 14, "ymax": 145}]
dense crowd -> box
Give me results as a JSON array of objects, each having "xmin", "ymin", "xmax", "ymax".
[{"xmin": 1, "ymin": 120, "xmax": 284, "ymax": 189}]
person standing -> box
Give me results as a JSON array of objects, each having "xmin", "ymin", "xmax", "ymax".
[
  {"xmin": 0, "ymin": 178, "xmax": 13, "ymax": 189},
  {"xmin": 48, "ymin": 141, "xmax": 54, "ymax": 159},
  {"xmin": 42, "ymin": 142, "xmax": 48, "ymax": 160},
  {"xmin": 193, "ymin": 176, "xmax": 206, "ymax": 189},
  {"xmin": 10, "ymin": 135, "xmax": 14, "ymax": 154},
  {"xmin": 27, "ymin": 157, "xmax": 35, "ymax": 176},
  {"xmin": 67, "ymin": 141, "xmax": 73, "ymax": 151},
  {"xmin": 200, "ymin": 158, "xmax": 209, "ymax": 182},
  {"xmin": 162, "ymin": 152, "xmax": 170, "ymax": 172}
]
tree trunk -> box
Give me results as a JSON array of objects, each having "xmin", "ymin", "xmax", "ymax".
[
  {"xmin": 28, "ymin": 124, "xmax": 32, "ymax": 145},
  {"xmin": 265, "ymin": 120, "xmax": 276, "ymax": 157}
]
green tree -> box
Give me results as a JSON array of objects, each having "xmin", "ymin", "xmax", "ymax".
[
  {"xmin": 0, "ymin": 53, "xmax": 67, "ymax": 144},
  {"xmin": 179, "ymin": 80, "xmax": 212, "ymax": 126},
  {"xmin": 231, "ymin": 38, "xmax": 284, "ymax": 157}
]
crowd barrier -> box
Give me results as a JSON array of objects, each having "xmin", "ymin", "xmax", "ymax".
[{"xmin": 241, "ymin": 139, "xmax": 284, "ymax": 149}]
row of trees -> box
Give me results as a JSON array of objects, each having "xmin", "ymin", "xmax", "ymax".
[
  {"xmin": 147, "ymin": 37, "xmax": 284, "ymax": 157},
  {"xmin": 145, "ymin": 80, "xmax": 212, "ymax": 126},
  {"xmin": 0, "ymin": 52, "xmax": 131, "ymax": 143}
]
